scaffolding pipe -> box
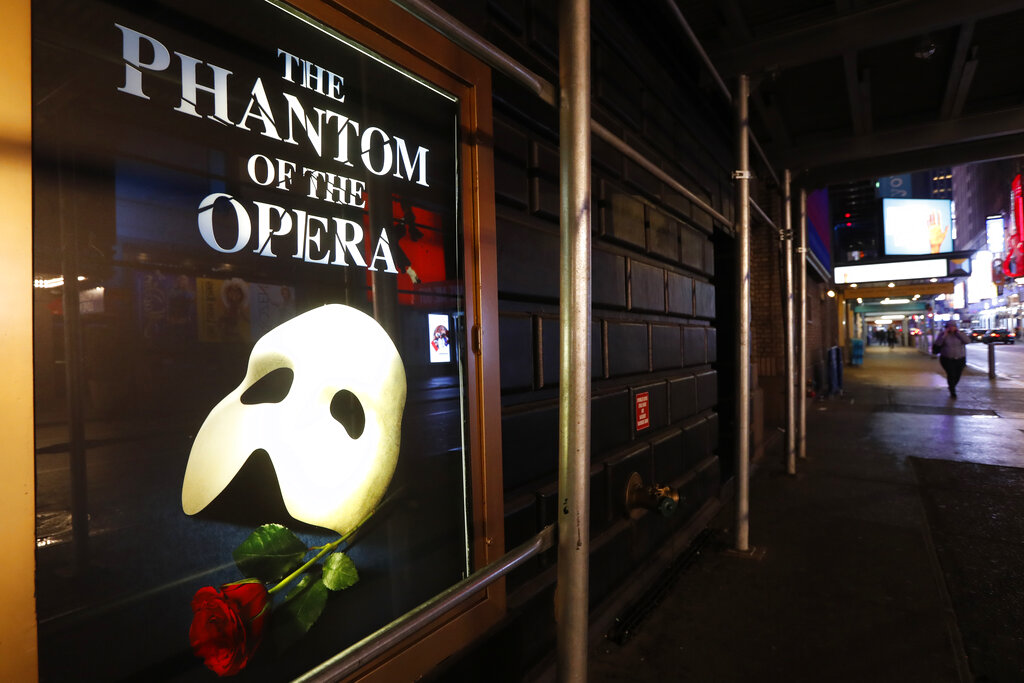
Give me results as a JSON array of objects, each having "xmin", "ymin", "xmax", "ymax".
[
  {"xmin": 734, "ymin": 74, "xmax": 751, "ymax": 553},
  {"xmin": 662, "ymin": 0, "xmax": 779, "ymax": 187},
  {"xmin": 390, "ymin": 0, "xmax": 557, "ymax": 105},
  {"xmin": 783, "ymin": 170, "xmax": 796, "ymax": 476},
  {"xmin": 750, "ymin": 197, "xmax": 780, "ymax": 235},
  {"xmin": 590, "ymin": 121, "xmax": 730, "ymax": 226},
  {"xmin": 556, "ymin": 0, "xmax": 591, "ymax": 679},
  {"xmin": 390, "ymin": 0, "xmax": 731, "ymax": 229},
  {"xmin": 294, "ymin": 526, "xmax": 556, "ymax": 682},
  {"xmin": 798, "ymin": 189, "xmax": 808, "ymax": 460}
]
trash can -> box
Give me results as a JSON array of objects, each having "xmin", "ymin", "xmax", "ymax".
[
  {"xmin": 827, "ymin": 345, "xmax": 844, "ymax": 395},
  {"xmin": 851, "ymin": 338, "xmax": 864, "ymax": 366}
]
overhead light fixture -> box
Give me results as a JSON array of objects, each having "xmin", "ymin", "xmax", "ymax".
[
  {"xmin": 850, "ymin": 283, "xmax": 858, "ymax": 288},
  {"xmin": 888, "ymin": 282, "xmax": 896, "ymax": 288},
  {"xmin": 929, "ymin": 278, "xmax": 938, "ymax": 283},
  {"xmin": 881, "ymin": 298, "xmax": 910, "ymax": 304},
  {"xmin": 857, "ymin": 297, "xmax": 863, "ymax": 304},
  {"xmin": 827, "ymin": 290, "xmax": 836, "ymax": 298}
]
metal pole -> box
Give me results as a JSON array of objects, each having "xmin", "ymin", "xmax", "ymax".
[
  {"xmin": 798, "ymin": 189, "xmax": 808, "ymax": 460},
  {"xmin": 988, "ymin": 341, "xmax": 996, "ymax": 379},
  {"xmin": 783, "ymin": 170, "xmax": 796, "ymax": 476},
  {"xmin": 557, "ymin": 0, "xmax": 591, "ymax": 679},
  {"xmin": 734, "ymin": 74, "xmax": 751, "ymax": 552}
]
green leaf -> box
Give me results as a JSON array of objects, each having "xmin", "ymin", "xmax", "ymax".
[
  {"xmin": 284, "ymin": 574, "xmax": 313, "ymax": 601},
  {"xmin": 273, "ymin": 577, "xmax": 329, "ymax": 651},
  {"xmin": 322, "ymin": 552, "xmax": 359, "ymax": 591},
  {"xmin": 232, "ymin": 524, "xmax": 308, "ymax": 582}
]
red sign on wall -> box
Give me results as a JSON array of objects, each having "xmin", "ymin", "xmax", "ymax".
[
  {"xmin": 1013, "ymin": 174, "xmax": 1023, "ymax": 241},
  {"xmin": 635, "ymin": 392, "xmax": 650, "ymax": 431}
]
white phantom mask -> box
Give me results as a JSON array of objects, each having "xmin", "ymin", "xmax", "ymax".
[{"xmin": 182, "ymin": 304, "xmax": 406, "ymax": 535}]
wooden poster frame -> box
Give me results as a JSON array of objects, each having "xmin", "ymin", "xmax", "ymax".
[
  {"xmin": 7, "ymin": 0, "xmax": 504, "ymax": 680},
  {"xmin": 282, "ymin": 2, "xmax": 506, "ymax": 679}
]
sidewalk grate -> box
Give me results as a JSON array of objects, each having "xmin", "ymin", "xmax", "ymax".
[{"xmin": 874, "ymin": 404, "xmax": 998, "ymax": 417}]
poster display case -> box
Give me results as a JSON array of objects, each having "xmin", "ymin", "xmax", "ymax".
[{"xmin": 31, "ymin": 0, "xmax": 501, "ymax": 679}]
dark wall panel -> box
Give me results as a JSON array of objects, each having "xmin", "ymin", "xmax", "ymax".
[
  {"xmin": 695, "ymin": 279, "xmax": 716, "ymax": 318},
  {"xmin": 669, "ymin": 375, "xmax": 697, "ymax": 422},
  {"xmin": 604, "ymin": 192, "xmax": 646, "ymax": 249},
  {"xmin": 499, "ymin": 314, "xmax": 534, "ymax": 392},
  {"xmin": 651, "ymin": 324, "xmax": 681, "ymax": 370},
  {"xmin": 667, "ymin": 272, "xmax": 693, "ymax": 316},
  {"xmin": 683, "ymin": 326, "xmax": 707, "ymax": 367},
  {"xmin": 593, "ymin": 248, "xmax": 628, "ymax": 308},
  {"xmin": 630, "ymin": 260, "xmax": 665, "ymax": 312},
  {"xmin": 496, "ymin": 218, "xmax": 558, "ymax": 299},
  {"xmin": 607, "ymin": 322, "xmax": 649, "ymax": 377},
  {"xmin": 502, "ymin": 405, "xmax": 558, "ymax": 490},
  {"xmin": 648, "ymin": 209, "xmax": 679, "ymax": 261}
]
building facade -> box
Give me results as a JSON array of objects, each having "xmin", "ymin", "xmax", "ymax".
[{"xmin": 0, "ymin": 2, "xmax": 834, "ymax": 680}]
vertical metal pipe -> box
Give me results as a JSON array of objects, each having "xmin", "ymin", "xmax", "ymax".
[
  {"xmin": 734, "ymin": 74, "xmax": 751, "ymax": 552},
  {"xmin": 556, "ymin": 0, "xmax": 591, "ymax": 679},
  {"xmin": 783, "ymin": 170, "xmax": 796, "ymax": 476},
  {"xmin": 798, "ymin": 189, "xmax": 808, "ymax": 460}
]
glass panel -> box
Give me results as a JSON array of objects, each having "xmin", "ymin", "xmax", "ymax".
[{"xmin": 32, "ymin": 1, "xmax": 469, "ymax": 680}]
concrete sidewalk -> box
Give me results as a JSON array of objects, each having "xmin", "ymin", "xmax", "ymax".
[{"xmin": 590, "ymin": 345, "xmax": 1024, "ymax": 682}]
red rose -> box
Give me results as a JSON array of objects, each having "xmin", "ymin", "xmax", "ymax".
[{"xmin": 190, "ymin": 580, "xmax": 270, "ymax": 676}]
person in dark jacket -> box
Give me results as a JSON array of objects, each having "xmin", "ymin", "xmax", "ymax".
[{"xmin": 932, "ymin": 321, "xmax": 970, "ymax": 398}]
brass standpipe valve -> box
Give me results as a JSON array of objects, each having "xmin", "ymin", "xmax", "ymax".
[{"xmin": 624, "ymin": 471, "xmax": 680, "ymax": 518}]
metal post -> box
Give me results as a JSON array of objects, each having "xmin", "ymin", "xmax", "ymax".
[
  {"xmin": 734, "ymin": 74, "xmax": 751, "ymax": 552},
  {"xmin": 556, "ymin": 0, "xmax": 591, "ymax": 679},
  {"xmin": 798, "ymin": 189, "xmax": 808, "ymax": 460},
  {"xmin": 783, "ymin": 170, "xmax": 796, "ymax": 476},
  {"xmin": 988, "ymin": 341, "xmax": 996, "ymax": 379}
]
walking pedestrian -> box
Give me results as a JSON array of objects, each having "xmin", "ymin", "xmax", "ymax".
[{"xmin": 931, "ymin": 321, "xmax": 970, "ymax": 399}]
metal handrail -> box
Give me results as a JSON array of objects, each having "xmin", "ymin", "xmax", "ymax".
[{"xmin": 294, "ymin": 525, "xmax": 556, "ymax": 682}]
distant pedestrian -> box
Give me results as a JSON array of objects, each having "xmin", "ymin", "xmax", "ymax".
[
  {"xmin": 931, "ymin": 321, "xmax": 970, "ymax": 399},
  {"xmin": 886, "ymin": 327, "xmax": 896, "ymax": 348}
]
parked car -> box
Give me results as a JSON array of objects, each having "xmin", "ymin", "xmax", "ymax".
[
  {"xmin": 983, "ymin": 329, "xmax": 1016, "ymax": 344},
  {"xmin": 969, "ymin": 329, "xmax": 986, "ymax": 343}
]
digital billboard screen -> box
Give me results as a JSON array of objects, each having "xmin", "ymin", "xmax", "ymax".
[{"xmin": 882, "ymin": 198, "xmax": 953, "ymax": 255}]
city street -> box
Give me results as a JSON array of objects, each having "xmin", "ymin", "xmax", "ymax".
[{"xmin": 965, "ymin": 339, "xmax": 1024, "ymax": 385}]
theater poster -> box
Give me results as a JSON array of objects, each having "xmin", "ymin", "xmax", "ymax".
[{"xmin": 32, "ymin": 1, "xmax": 501, "ymax": 680}]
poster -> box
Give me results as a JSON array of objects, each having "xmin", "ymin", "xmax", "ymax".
[{"xmin": 32, "ymin": 1, "xmax": 470, "ymax": 680}]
